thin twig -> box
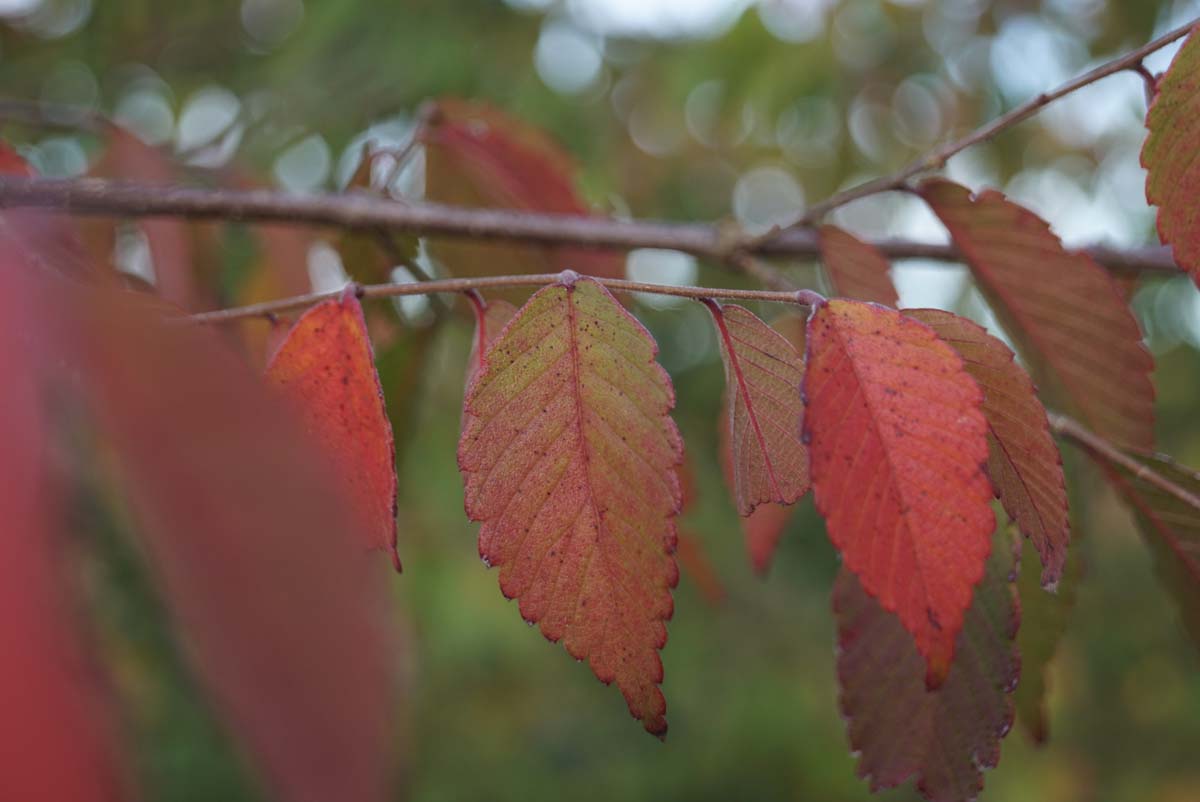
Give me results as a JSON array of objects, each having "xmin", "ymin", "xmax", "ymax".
[
  {"xmin": 0, "ymin": 177, "xmax": 1178, "ymax": 275},
  {"xmin": 772, "ymin": 17, "xmax": 1198, "ymax": 228},
  {"xmin": 1048, "ymin": 412, "xmax": 1200, "ymax": 511},
  {"xmin": 183, "ymin": 272, "xmax": 810, "ymax": 324}
]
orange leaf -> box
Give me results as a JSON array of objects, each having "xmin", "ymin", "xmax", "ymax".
[
  {"xmin": 1143, "ymin": 25, "xmax": 1200, "ymax": 288},
  {"xmin": 907, "ymin": 309, "xmax": 1070, "ymax": 586},
  {"xmin": 0, "ymin": 241, "xmax": 129, "ymax": 802},
  {"xmin": 458, "ymin": 274, "xmax": 682, "ymax": 736},
  {"xmin": 266, "ymin": 288, "xmax": 400, "ymax": 571},
  {"xmin": 803, "ymin": 299, "xmax": 995, "ymax": 686},
  {"xmin": 706, "ymin": 301, "xmax": 809, "ymax": 516},
  {"xmin": 919, "ymin": 179, "xmax": 1155, "ymax": 450},
  {"xmin": 74, "ymin": 286, "xmax": 400, "ymax": 802},
  {"xmin": 818, "ymin": 225, "xmax": 899, "ymax": 306},
  {"xmin": 422, "ymin": 99, "xmax": 623, "ymax": 285},
  {"xmin": 835, "ymin": 528, "xmax": 1020, "ymax": 802}
]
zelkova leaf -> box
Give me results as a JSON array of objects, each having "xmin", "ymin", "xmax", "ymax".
[
  {"xmin": 421, "ymin": 99, "xmax": 623, "ymax": 284},
  {"xmin": 75, "ymin": 286, "xmax": 399, "ymax": 802},
  {"xmin": 458, "ymin": 274, "xmax": 682, "ymax": 736},
  {"xmin": 803, "ymin": 299, "xmax": 995, "ymax": 686},
  {"xmin": 1142, "ymin": 25, "xmax": 1200, "ymax": 287},
  {"xmin": 705, "ymin": 301, "xmax": 809, "ymax": 516},
  {"xmin": 266, "ymin": 288, "xmax": 400, "ymax": 571},
  {"xmin": 0, "ymin": 239, "xmax": 128, "ymax": 802},
  {"xmin": 835, "ymin": 528, "xmax": 1021, "ymax": 802},
  {"xmin": 919, "ymin": 179, "xmax": 1155, "ymax": 451},
  {"xmin": 1090, "ymin": 448, "xmax": 1200, "ymax": 652},
  {"xmin": 718, "ymin": 313, "xmax": 808, "ymax": 574},
  {"xmin": 906, "ymin": 309, "xmax": 1070, "ymax": 586},
  {"xmin": 818, "ymin": 225, "xmax": 899, "ymax": 306}
]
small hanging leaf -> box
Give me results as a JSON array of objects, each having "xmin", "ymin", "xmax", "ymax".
[
  {"xmin": 266, "ymin": 288, "xmax": 401, "ymax": 571},
  {"xmin": 458, "ymin": 274, "xmax": 682, "ymax": 736},
  {"xmin": 705, "ymin": 301, "xmax": 809, "ymax": 516},
  {"xmin": 835, "ymin": 528, "xmax": 1020, "ymax": 802},
  {"xmin": 818, "ymin": 225, "xmax": 899, "ymax": 306},
  {"xmin": 907, "ymin": 308, "xmax": 1070, "ymax": 586},
  {"xmin": 804, "ymin": 299, "xmax": 995, "ymax": 686},
  {"xmin": 919, "ymin": 179, "xmax": 1155, "ymax": 451},
  {"xmin": 1143, "ymin": 25, "xmax": 1200, "ymax": 287}
]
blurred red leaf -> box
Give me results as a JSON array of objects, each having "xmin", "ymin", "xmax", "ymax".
[
  {"xmin": 706, "ymin": 301, "xmax": 809, "ymax": 517},
  {"xmin": 818, "ymin": 225, "xmax": 899, "ymax": 306},
  {"xmin": 458, "ymin": 275, "xmax": 681, "ymax": 736},
  {"xmin": 1143, "ymin": 25, "xmax": 1200, "ymax": 288},
  {"xmin": 421, "ymin": 99, "xmax": 623, "ymax": 285},
  {"xmin": 835, "ymin": 529, "xmax": 1020, "ymax": 802},
  {"xmin": 804, "ymin": 299, "xmax": 995, "ymax": 686},
  {"xmin": 907, "ymin": 309, "xmax": 1070, "ymax": 586},
  {"xmin": 0, "ymin": 243, "xmax": 130, "ymax": 802},
  {"xmin": 0, "ymin": 141, "xmax": 95, "ymax": 276},
  {"xmin": 267, "ymin": 288, "xmax": 401, "ymax": 571},
  {"xmin": 675, "ymin": 531, "xmax": 726, "ymax": 607},
  {"xmin": 919, "ymin": 179, "xmax": 1155, "ymax": 451},
  {"xmin": 73, "ymin": 286, "xmax": 400, "ymax": 802}
]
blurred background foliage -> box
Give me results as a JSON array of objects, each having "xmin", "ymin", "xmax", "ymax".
[{"xmin": 3, "ymin": 0, "xmax": 1200, "ymax": 800}]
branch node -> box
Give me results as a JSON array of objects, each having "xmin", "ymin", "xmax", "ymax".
[
  {"xmin": 794, "ymin": 289, "xmax": 826, "ymax": 308},
  {"xmin": 558, "ymin": 269, "xmax": 581, "ymax": 288}
]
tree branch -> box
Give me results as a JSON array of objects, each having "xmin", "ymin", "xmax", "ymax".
[
  {"xmin": 183, "ymin": 272, "xmax": 812, "ymax": 324},
  {"xmin": 1048, "ymin": 412, "xmax": 1200, "ymax": 511},
  {"xmin": 782, "ymin": 17, "xmax": 1198, "ymax": 227},
  {"xmin": 0, "ymin": 176, "xmax": 1179, "ymax": 275}
]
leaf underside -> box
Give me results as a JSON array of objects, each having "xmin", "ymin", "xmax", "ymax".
[
  {"xmin": 1143, "ymin": 25, "xmax": 1200, "ymax": 288},
  {"xmin": 458, "ymin": 276, "xmax": 682, "ymax": 736},
  {"xmin": 919, "ymin": 179, "xmax": 1155, "ymax": 451},
  {"xmin": 907, "ymin": 308, "xmax": 1070, "ymax": 586},
  {"xmin": 708, "ymin": 302, "xmax": 809, "ymax": 516},
  {"xmin": 266, "ymin": 288, "xmax": 401, "ymax": 571},
  {"xmin": 804, "ymin": 299, "xmax": 995, "ymax": 685},
  {"xmin": 818, "ymin": 225, "xmax": 900, "ymax": 306},
  {"xmin": 835, "ymin": 529, "xmax": 1020, "ymax": 802}
]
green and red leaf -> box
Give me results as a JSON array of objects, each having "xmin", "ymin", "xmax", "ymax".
[
  {"xmin": 458, "ymin": 274, "xmax": 682, "ymax": 736},
  {"xmin": 835, "ymin": 528, "xmax": 1020, "ymax": 802},
  {"xmin": 907, "ymin": 309, "xmax": 1070, "ymax": 586},
  {"xmin": 1143, "ymin": 25, "xmax": 1200, "ymax": 287},
  {"xmin": 919, "ymin": 179, "xmax": 1155, "ymax": 451},
  {"xmin": 804, "ymin": 299, "xmax": 995, "ymax": 686},
  {"xmin": 266, "ymin": 288, "xmax": 401, "ymax": 570}
]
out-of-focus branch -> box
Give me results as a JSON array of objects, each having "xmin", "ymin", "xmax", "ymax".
[
  {"xmin": 0, "ymin": 177, "xmax": 1179, "ymax": 275},
  {"xmin": 764, "ymin": 17, "xmax": 1198, "ymax": 229}
]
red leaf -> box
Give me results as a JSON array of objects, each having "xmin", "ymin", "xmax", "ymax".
[
  {"xmin": 74, "ymin": 287, "xmax": 400, "ymax": 802},
  {"xmin": 1143, "ymin": 25, "xmax": 1200, "ymax": 287},
  {"xmin": 421, "ymin": 99, "xmax": 623, "ymax": 284},
  {"xmin": 458, "ymin": 274, "xmax": 682, "ymax": 736},
  {"xmin": 919, "ymin": 179, "xmax": 1155, "ymax": 451},
  {"xmin": 706, "ymin": 301, "xmax": 809, "ymax": 516},
  {"xmin": 0, "ymin": 243, "xmax": 129, "ymax": 802},
  {"xmin": 818, "ymin": 225, "xmax": 899, "ymax": 306},
  {"xmin": 835, "ymin": 529, "xmax": 1020, "ymax": 802},
  {"xmin": 907, "ymin": 309, "xmax": 1069, "ymax": 586},
  {"xmin": 803, "ymin": 299, "xmax": 995, "ymax": 686},
  {"xmin": 266, "ymin": 288, "xmax": 401, "ymax": 571},
  {"xmin": 0, "ymin": 141, "xmax": 94, "ymax": 276}
]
